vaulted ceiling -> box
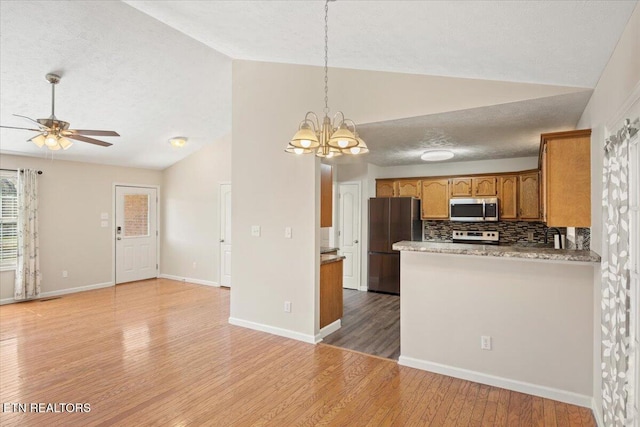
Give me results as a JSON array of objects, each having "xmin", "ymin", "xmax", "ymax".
[{"xmin": 0, "ymin": 1, "xmax": 637, "ymax": 169}]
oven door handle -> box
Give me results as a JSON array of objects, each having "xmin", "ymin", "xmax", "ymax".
[{"xmin": 482, "ymin": 200, "xmax": 486, "ymax": 220}]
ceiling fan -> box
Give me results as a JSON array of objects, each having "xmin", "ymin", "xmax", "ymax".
[{"xmin": 0, "ymin": 73, "xmax": 119, "ymax": 150}]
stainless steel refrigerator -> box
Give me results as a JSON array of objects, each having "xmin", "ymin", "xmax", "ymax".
[{"xmin": 368, "ymin": 197, "xmax": 421, "ymax": 295}]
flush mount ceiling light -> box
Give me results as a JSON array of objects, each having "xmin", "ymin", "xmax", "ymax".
[
  {"xmin": 285, "ymin": 0, "xmax": 368, "ymax": 158},
  {"xmin": 169, "ymin": 137, "xmax": 188, "ymax": 148},
  {"xmin": 421, "ymin": 150, "xmax": 455, "ymax": 161}
]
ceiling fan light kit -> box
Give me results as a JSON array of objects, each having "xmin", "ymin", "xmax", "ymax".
[
  {"xmin": 0, "ymin": 73, "xmax": 120, "ymax": 150},
  {"xmin": 285, "ymin": 0, "xmax": 367, "ymax": 158}
]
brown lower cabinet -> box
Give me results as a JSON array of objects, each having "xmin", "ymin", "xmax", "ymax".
[{"xmin": 320, "ymin": 260, "xmax": 344, "ymax": 329}]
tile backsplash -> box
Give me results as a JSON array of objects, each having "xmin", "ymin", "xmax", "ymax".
[{"xmin": 422, "ymin": 220, "xmax": 590, "ymax": 249}]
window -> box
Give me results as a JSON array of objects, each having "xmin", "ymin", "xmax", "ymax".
[{"xmin": 0, "ymin": 170, "xmax": 18, "ymax": 269}]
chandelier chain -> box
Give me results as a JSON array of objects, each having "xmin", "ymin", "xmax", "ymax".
[{"xmin": 323, "ymin": 0, "xmax": 329, "ymax": 115}]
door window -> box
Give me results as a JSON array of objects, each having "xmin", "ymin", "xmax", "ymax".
[{"xmin": 124, "ymin": 194, "xmax": 149, "ymax": 237}]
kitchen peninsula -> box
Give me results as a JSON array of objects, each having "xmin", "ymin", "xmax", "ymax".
[{"xmin": 393, "ymin": 240, "xmax": 600, "ymax": 407}]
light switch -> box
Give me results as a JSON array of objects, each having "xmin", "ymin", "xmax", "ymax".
[
  {"xmin": 100, "ymin": 212, "xmax": 109, "ymax": 220},
  {"xmin": 251, "ymin": 225, "xmax": 261, "ymax": 237},
  {"xmin": 285, "ymin": 227, "xmax": 292, "ymax": 239},
  {"xmin": 100, "ymin": 221, "xmax": 109, "ymax": 228}
]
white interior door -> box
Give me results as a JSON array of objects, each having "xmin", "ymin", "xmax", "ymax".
[
  {"xmin": 220, "ymin": 184, "xmax": 232, "ymax": 287},
  {"xmin": 339, "ymin": 182, "xmax": 361, "ymax": 290},
  {"xmin": 115, "ymin": 186, "xmax": 158, "ymax": 284}
]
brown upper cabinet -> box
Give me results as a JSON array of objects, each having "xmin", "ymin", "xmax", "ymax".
[
  {"xmin": 376, "ymin": 179, "xmax": 396, "ymax": 197},
  {"xmin": 450, "ymin": 177, "xmax": 496, "ymax": 197},
  {"xmin": 421, "ymin": 179, "xmax": 449, "ymax": 220},
  {"xmin": 321, "ymin": 164, "xmax": 332, "ymax": 227},
  {"xmin": 518, "ymin": 172, "xmax": 540, "ymax": 220},
  {"xmin": 498, "ymin": 175, "xmax": 518, "ymax": 220},
  {"xmin": 540, "ymin": 129, "xmax": 591, "ymax": 227},
  {"xmin": 473, "ymin": 177, "xmax": 497, "ymax": 196},
  {"xmin": 450, "ymin": 178, "xmax": 472, "ymax": 197},
  {"xmin": 396, "ymin": 179, "xmax": 421, "ymax": 198}
]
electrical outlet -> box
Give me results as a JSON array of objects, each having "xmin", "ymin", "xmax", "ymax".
[
  {"xmin": 251, "ymin": 225, "xmax": 261, "ymax": 237},
  {"xmin": 284, "ymin": 301, "xmax": 292, "ymax": 313},
  {"xmin": 527, "ymin": 231, "xmax": 534, "ymax": 242},
  {"xmin": 285, "ymin": 227, "xmax": 292, "ymax": 239},
  {"xmin": 481, "ymin": 335, "xmax": 492, "ymax": 350},
  {"xmin": 62, "ymin": 270, "xmax": 68, "ymax": 278}
]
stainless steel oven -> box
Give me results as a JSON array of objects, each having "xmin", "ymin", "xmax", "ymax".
[{"xmin": 450, "ymin": 197, "xmax": 499, "ymax": 222}]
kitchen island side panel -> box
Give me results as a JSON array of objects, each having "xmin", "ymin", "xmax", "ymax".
[{"xmin": 399, "ymin": 251, "xmax": 593, "ymax": 400}]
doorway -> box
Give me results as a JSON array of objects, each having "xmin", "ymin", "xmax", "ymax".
[
  {"xmin": 114, "ymin": 185, "xmax": 158, "ymax": 284},
  {"xmin": 219, "ymin": 183, "xmax": 232, "ymax": 287},
  {"xmin": 338, "ymin": 182, "xmax": 361, "ymax": 290}
]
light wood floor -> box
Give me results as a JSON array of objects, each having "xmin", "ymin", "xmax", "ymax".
[
  {"xmin": 322, "ymin": 289, "xmax": 400, "ymax": 360},
  {"xmin": 0, "ymin": 279, "xmax": 594, "ymax": 426}
]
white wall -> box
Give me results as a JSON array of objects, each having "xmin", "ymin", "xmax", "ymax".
[
  {"xmin": 160, "ymin": 135, "xmax": 231, "ymax": 285},
  {"xmin": 400, "ymin": 251, "xmax": 594, "ymax": 406},
  {"xmin": 229, "ymin": 59, "xmax": 588, "ymax": 341},
  {"xmin": 0, "ymin": 154, "xmax": 161, "ymax": 302},
  {"xmin": 576, "ymin": 4, "xmax": 640, "ymax": 423}
]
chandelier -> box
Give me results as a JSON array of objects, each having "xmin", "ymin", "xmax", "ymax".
[{"xmin": 285, "ymin": 0, "xmax": 368, "ymax": 158}]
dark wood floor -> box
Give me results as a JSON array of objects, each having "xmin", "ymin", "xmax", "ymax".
[
  {"xmin": 0, "ymin": 280, "xmax": 595, "ymax": 426},
  {"xmin": 322, "ymin": 289, "xmax": 401, "ymax": 360}
]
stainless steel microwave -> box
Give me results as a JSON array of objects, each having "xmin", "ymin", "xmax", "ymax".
[{"xmin": 450, "ymin": 197, "xmax": 499, "ymax": 222}]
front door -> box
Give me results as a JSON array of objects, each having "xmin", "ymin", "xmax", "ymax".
[
  {"xmin": 220, "ymin": 184, "xmax": 232, "ymax": 287},
  {"xmin": 339, "ymin": 182, "xmax": 361, "ymax": 290},
  {"xmin": 115, "ymin": 186, "xmax": 158, "ymax": 284}
]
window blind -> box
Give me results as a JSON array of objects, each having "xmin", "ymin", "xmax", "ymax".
[{"xmin": 0, "ymin": 171, "xmax": 18, "ymax": 267}]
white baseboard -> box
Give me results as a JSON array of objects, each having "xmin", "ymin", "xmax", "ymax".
[
  {"xmin": 0, "ymin": 281, "xmax": 114, "ymax": 305},
  {"xmin": 398, "ymin": 355, "xmax": 592, "ymax": 408},
  {"xmin": 591, "ymin": 397, "xmax": 604, "ymax": 427},
  {"xmin": 359, "ymin": 286, "xmax": 368, "ymax": 292},
  {"xmin": 228, "ymin": 317, "xmax": 317, "ymax": 344},
  {"xmin": 315, "ymin": 319, "xmax": 341, "ymax": 342},
  {"xmin": 159, "ymin": 274, "xmax": 219, "ymax": 287}
]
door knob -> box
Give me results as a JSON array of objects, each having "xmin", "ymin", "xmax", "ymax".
[
  {"xmin": 220, "ymin": 239, "xmax": 225, "ymax": 243},
  {"xmin": 354, "ymin": 240, "xmax": 359, "ymax": 244},
  {"xmin": 117, "ymin": 237, "xmax": 122, "ymax": 240}
]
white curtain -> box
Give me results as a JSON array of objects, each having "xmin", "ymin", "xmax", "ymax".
[
  {"xmin": 14, "ymin": 169, "xmax": 40, "ymax": 300},
  {"xmin": 602, "ymin": 118, "xmax": 638, "ymax": 426}
]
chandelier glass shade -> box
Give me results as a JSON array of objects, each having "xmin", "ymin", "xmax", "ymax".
[{"xmin": 285, "ymin": 0, "xmax": 368, "ymax": 158}]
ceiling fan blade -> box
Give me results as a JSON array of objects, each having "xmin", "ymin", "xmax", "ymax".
[
  {"xmin": 0, "ymin": 125, "xmax": 42, "ymax": 132},
  {"xmin": 63, "ymin": 129, "xmax": 120, "ymax": 137},
  {"xmin": 13, "ymin": 114, "xmax": 47, "ymax": 129},
  {"xmin": 66, "ymin": 134, "xmax": 112, "ymax": 147}
]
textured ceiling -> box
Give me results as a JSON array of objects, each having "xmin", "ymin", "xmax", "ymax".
[
  {"xmin": 334, "ymin": 91, "xmax": 593, "ymax": 167},
  {"xmin": 125, "ymin": 0, "xmax": 637, "ymax": 88},
  {"xmin": 0, "ymin": 1, "xmax": 231, "ymax": 169},
  {"xmin": 0, "ymin": 1, "xmax": 637, "ymax": 169}
]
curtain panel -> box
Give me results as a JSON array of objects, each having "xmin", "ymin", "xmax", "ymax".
[
  {"xmin": 14, "ymin": 169, "xmax": 40, "ymax": 300},
  {"xmin": 601, "ymin": 118, "xmax": 638, "ymax": 426}
]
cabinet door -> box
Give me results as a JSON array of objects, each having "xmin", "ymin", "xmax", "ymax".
[
  {"xmin": 421, "ymin": 179, "xmax": 450, "ymax": 219},
  {"xmin": 519, "ymin": 172, "xmax": 540, "ymax": 220},
  {"xmin": 450, "ymin": 178, "xmax": 472, "ymax": 197},
  {"xmin": 396, "ymin": 180, "xmax": 421, "ymax": 198},
  {"xmin": 321, "ymin": 164, "xmax": 332, "ymax": 227},
  {"xmin": 498, "ymin": 175, "xmax": 518, "ymax": 219},
  {"xmin": 545, "ymin": 134, "xmax": 591, "ymax": 227},
  {"xmin": 376, "ymin": 180, "xmax": 397, "ymax": 197},
  {"xmin": 472, "ymin": 177, "xmax": 497, "ymax": 196}
]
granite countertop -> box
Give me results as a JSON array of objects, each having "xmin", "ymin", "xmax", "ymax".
[
  {"xmin": 392, "ymin": 241, "xmax": 601, "ymax": 263},
  {"xmin": 321, "ymin": 254, "xmax": 346, "ymax": 265},
  {"xmin": 320, "ymin": 247, "xmax": 339, "ymax": 254}
]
